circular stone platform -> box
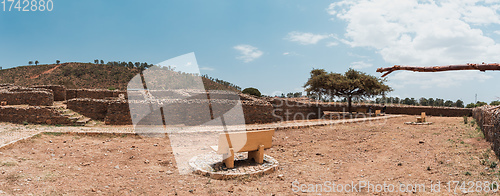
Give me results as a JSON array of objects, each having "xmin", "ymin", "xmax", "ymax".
[{"xmin": 189, "ymin": 152, "xmax": 278, "ymax": 180}]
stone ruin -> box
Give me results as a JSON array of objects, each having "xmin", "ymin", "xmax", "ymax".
[
  {"xmin": 0, "ymin": 83, "xmax": 474, "ymax": 126},
  {"xmin": 0, "ymin": 84, "xmax": 54, "ymax": 106}
]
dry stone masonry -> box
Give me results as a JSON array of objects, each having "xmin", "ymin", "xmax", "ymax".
[
  {"xmin": 473, "ymin": 106, "xmax": 500, "ymax": 156},
  {"xmin": 0, "ymin": 83, "xmax": 474, "ymax": 126},
  {"xmin": 0, "ymin": 84, "xmax": 54, "ymax": 106}
]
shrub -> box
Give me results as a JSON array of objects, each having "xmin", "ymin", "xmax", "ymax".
[
  {"xmin": 108, "ymin": 87, "xmax": 116, "ymax": 90},
  {"xmin": 490, "ymin": 100, "xmax": 500, "ymax": 106},
  {"xmin": 242, "ymin": 87, "xmax": 261, "ymax": 97}
]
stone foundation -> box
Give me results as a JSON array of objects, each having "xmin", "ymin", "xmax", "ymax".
[
  {"xmin": 473, "ymin": 106, "xmax": 500, "ymax": 156},
  {"xmin": 0, "ymin": 87, "xmax": 53, "ymax": 106},
  {"xmin": 319, "ymin": 103, "xmax": 472, "ymax": 117},
  {"xmin": 66, "ymin": 89, "xmax": 127, "ymax": 100},
  {"xmin": 0, "ymin": 106, "xmax": 73, "ymax": 125},
  {"xmin": 32, "ymin": 85, "xmax": 66, "ymax": 101},
  {"xmin": 67, "ymin": 98, "xmax": 110, "ymax": 120},
  {"xmin": 65, "ymin": 95, "xmax": 473, "ymax": 126}
]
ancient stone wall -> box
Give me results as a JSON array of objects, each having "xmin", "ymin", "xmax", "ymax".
[
  {"xmin": 0, "ymin": 106, "xmax": 73, "ymax": 125},
  {"xmin": 67, "ymin": 98, "xmax": 110, "ymax": 120},
  {"xmin": 0, "ymin": 88, "xmax": 53, "ymax": 106},
  {"xmin": 66, "ymin": 89, "xmax": 127, "ymax": 100},
  {"xmin": 241, "ymin": 101, "xmax": 276, "ymax": 124},
  {"xmin": 473, "ymin": 106, "xmax": 500, "ymax": 156},
  {"xmin": 65, "ymin": 95, "xmax": 472, "ymax": 126},
  {"xmin": 319, "ymin": 103, "xmax": 472, "ymax": 117},
  {"xmin": 104, "ymin": 100, "xmax": 133, "ymax": 125},
  {"xmin": 271, "ymin": 99, "xmax": 321, "ymax": 121},
  {"xmin": 32, "ymin": 85, "xmax": 66, "ymax": 101}
]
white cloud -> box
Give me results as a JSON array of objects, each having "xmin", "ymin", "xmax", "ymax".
[
  {"xmin": 286, "ymin": 31, "xmax": 332, "ymax": 45},
  {"xmin": 328, "ymin": 0, "xmax": 500, "ymax": 87},
  {"xmin": 495, "ymin": 30, "xmax": 500, "ymax": 35},
  {"xmin": 326, "ymin": 42, "xmax": 339, "ymax": 47},
  {"xmin": 328, "ymin": 0, "xmax": 500, "ymax": 66},
  {"xmin": 349, "ymin": 61, "xmax": 373, "ymax": 69},
  {"xmin": 388, "ymin": 71, "xmax": 492, "ymax": 89},
  {"xmin": 233, "ymin": 45, "xmax": 263, "ymax": 63},
  {"xmin": 283, "ymin": 51, "xmax": 301, "ymax": 56},
  {"xmin": 199, "ymin": 67, "xmax": 214, "ymax": 71}
]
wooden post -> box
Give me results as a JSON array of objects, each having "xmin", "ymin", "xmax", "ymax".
[
  {"xmin": 223, "ymin": 148, "xmax": 235, "ymax": 169},
  {"xmin": 248, "ymin": 144, "xmax": 265, "ymax": 164}
]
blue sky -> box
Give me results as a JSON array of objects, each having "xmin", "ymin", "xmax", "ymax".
[{"xmin": 1, "ymin": 0, "xmax": 500, "ymax": 104}]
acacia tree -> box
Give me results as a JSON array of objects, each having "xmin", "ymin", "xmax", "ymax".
[
  {"xmin": 35, "ymin": 60, "xmax": 39, "ymax": 65},
  {"xmin": 304, "ymin": 68, "xmax": 392, "ymax": 113}
]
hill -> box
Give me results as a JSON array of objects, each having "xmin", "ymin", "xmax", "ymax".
[{"xmin": 0, "ymin": 63, "xmax": 241, "ymax": 92}]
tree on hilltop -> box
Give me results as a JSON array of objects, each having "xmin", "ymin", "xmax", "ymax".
[
  {"xmin": 35, "ymin": 60, "xmax": 39, "ymax": 66},
  {"xmin": 304, "ymin": 68, "xmax": 392, "ymax": 113},
  {"xmin": 242, "ymin": 87, "xmax": 261, "ymax": 97}
]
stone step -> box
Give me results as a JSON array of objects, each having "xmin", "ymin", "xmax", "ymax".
[
  {"xmin": 76, "ymin": 117, "xmax": 91, "ymax": 124},
  {"xmin": 54, "ymin": 106, "xmax": 103, "ymax": 126},
  {"xmin": 85, "ymin": 121, "xmax": 97, "ymax": 127},
  {"xmin": 68, "ymin": 117, "xmax": 79, "ymax": 121}
]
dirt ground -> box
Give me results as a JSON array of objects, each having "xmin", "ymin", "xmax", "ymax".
[{"xmin": 0, "ymin": 116, "xmax": 499, "ymax": 195}]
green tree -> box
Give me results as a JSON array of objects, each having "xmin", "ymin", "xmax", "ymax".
[
  {"xmin": 304, "ymin": 68, "xmax": 392, "ymax": 113},
  {"xmin": 467, "ymin": 101, "xmax": 488, "ymax": 108},
  {"xmin": 419, "ymin": 97, "xmax": 428, "ymax": 106},
  {"xmin": 410, "ymin": 98, "xmax": 417, "ymax": 105},
  {"xmin": 394, "ymin": 97, "xmax": 400, "ymax": 104},
  {"xmin": 477, "ymin": 101, "xmax": 488, "ymax": 107},
  {"xmin": 28, "ymin": 61, "xmax": 33, "ymax": 65},
  {"xmin": 456, "ymin": 99, "xmax": 464, "ymax": 108},
  {"xmin": 56, "ymin": 60, "xmax": 60, "ymax": 64},
  {"xmin": 242, "ymin": 87, "xmax": 261, "ymax": 97},
  {"xmin": 491, "ymin": 100, "xmax": 500, "ymax": 106},
  {"xmin": 435, "ymin": 98, "xmax": 445, "ymax": 107},
  {"xmin": 428, "ymin": 98, "xmax": 435, "ymax": 106},
  {"xmin": 100, "ymin": 60, "xmax": 104, "ymax": 64},
  {"xmin": 35, "ymin": 60, "xmax": 39, "ymax": 66},
  {"xmin": 444, "ymin": 100, "xmax": 454, "ymax": 107}
]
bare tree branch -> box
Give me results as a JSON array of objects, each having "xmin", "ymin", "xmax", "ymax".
[{"xmin": 376, "ymin": 63, "xmax": 500, "ymax": 77}]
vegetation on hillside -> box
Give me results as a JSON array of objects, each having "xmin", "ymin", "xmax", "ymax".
[{"xmin": 0, "ymin": 62, "xmax": 241, "ymax": 92}]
